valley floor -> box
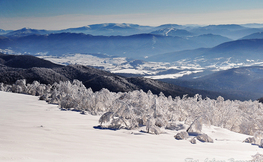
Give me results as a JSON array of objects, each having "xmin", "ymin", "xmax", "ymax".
[{"xmin": 0, "ymin": 91, "xmax": 262, "ymax": 162}]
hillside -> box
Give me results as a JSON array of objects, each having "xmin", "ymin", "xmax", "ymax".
[
  {"xmin": 0, "ymin": 53, "xmax": 223, "ymax": 99},
  {"xmin": 162, "ymin": 66, "xmax": 263, "ymax": 100},
  {"xmin": 241, "ymin": 32, "xmax": 263, "ymax": 39},
  {"xmin": 150, "ymin": 28, "xmax": 194, "ymax": 37},
  {"xmin": 147, "ymin": 38, "xmax": 263, "ymax": 63},
  {"xmin": 0, "ymin": 53, "xmax": 63, "ymax": 68},
  {"xmin": 189, "ymin": 24, "xmax": 262, "ymax": 39},
  {"xmin": 0, "ymin": 91, "xmax": 261, "ymax": 161},
  {"xmin": 205, "ymin": 39, "xmax": 263, "ymax": 60}
]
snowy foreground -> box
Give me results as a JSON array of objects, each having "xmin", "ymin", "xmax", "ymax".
[{"xmin": 1, "ymin": 91, "xmax": 263, "ymax": 161}]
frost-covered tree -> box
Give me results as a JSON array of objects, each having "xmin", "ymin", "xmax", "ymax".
[
  {"xmin": 12, "ymin": 79, "xmax": 27, "ymax": 93},
  {"xmin": 2, "ymin": 79, "xmax": 263, "ymax": 136},
  {"xmin": 0, "ymin": 83, "xmax": 4, "ymax": 91},
  {"xmin": 253, "ymin": 131, "xmax": 263, "ymax": 145}
]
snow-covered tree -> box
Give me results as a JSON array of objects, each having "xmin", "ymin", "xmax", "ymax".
[{"xmin": 2, "ymin": 79, "xmax": 263, "ymax": 136}]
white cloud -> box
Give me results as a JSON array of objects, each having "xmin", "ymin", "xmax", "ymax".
[{"xmin": 1, "ymin": 9, "xmax": 263, "ymax": 30}]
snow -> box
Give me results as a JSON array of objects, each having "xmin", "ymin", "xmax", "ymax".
[
  {"xmin": 165, "ymin": 28, "xmax": 174, "ymax": 36},
  {"xmin": 38, "ymin": 54, "xmax": 206, "ymax": 79},
  {"xmin": 112, "ymin": 69, "xmax": 153, "ymax": 75},
  {"xmin": 145, "ymin": 70, "xmax": 203, "ymax": 79},
  {"xmin": 38, "ymin": 53, "xmax": 263, "ymax": 80},
  {"xmin": 0, "ymin": 91, "xmax": 263, "ymax": 161}
]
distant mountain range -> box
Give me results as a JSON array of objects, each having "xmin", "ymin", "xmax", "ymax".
[
  {"xmin": 2, "ymin": 23, "xmax": 262, "ymax": 38},
  {"xmin": 0, "ymin": 32, "xmax": 232, "ymax": 59},
  {"xmin": 0, "ymin": 23, "xmax": 262, "ymax": 59},
  {"xmin": 4, "ymin": 28, "xmax": 50, "ymax": 38},
  {"xmin": 188, "ymin": 24, "xmax": 263, "ymax": 39},
  {"xmin": 59, "ymin": 23, "xmax": 154, "ymax": 36},
  {"xmin": 147, "ymin": 39, "xmax": 263, "ymax": 64},
  {"xmin": 1, "ymin": 23, "xmax": 155, "ymax": 37}
]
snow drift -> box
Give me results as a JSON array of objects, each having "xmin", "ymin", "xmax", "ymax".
[{"xmin": 1, "ymin": 85, "xmax": 263, "ymax": 161}]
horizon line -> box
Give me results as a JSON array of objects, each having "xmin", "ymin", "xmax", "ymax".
[{"xmin": 1, "ymin": 22, "xmax": 263, "ymax": 31}]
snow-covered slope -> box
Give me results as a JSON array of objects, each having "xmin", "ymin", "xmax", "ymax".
[{"xmin": 0, "ymin": 91, "xmax": 262, "ymax": 161}]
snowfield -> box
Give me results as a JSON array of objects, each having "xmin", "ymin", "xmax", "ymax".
[
  {"xmin": 0, "ymin": 91, "xmax": 263, "ymax": 161},
  {"xmin": 39, "ymin": 54, "xmax": 263, "ymax": 80}
]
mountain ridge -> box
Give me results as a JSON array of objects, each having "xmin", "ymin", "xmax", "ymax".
[
  {"xmin": 0, "ymin": 32, "xmax": 234, "ymax": 58},
  {"xmin": 161, "ymin": 66, "xmax": 263, "ymax": 100},
  {"xmin": 147, "ymin": 38, "xmax": 263, "ymax": 63}
]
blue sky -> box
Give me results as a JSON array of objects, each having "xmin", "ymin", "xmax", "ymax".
[{"xmin": 1, "ymin": 0, "xmax": 263, "ymax": 30}]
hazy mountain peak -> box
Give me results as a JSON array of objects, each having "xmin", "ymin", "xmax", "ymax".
[
  {"xmin": 206, "ymin": 24, "xmax": 245, "ymax": 29},
  {"xmin": 21, "ymin": 27, "xmax": 32, "ymax": 30},
  {"xmin": 5, "ymin": 27, "xmax": 49, "ymax": 37},
  {"xmin": 241, "ymin": 32, "xmax": 263, "ymax": 40}
]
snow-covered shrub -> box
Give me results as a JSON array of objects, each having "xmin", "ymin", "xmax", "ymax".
[
  {"xmin": 190, "ymin": 137, "xmax": 196, "ymax": 144},
  {"xmin": 253, "ymin": 131, "xmax": 263, "ymax": 146},
  {"xmin": 166, "ymin": 123, "xmax": 185, "ymax": 131},
  {"xmin": 12, "ymin": 79, "xmax": 27, "ymax": 93},
  {"xmin": 260, "ymin": 139, "xmax": 263, "ymax": 148},
  {"xmin": 26, "ymin": 81, "xmax": 41, "ymax": 96},
  {"xmin": 146, "ymin": 117, "xmax": 162, "ymax": 134},
  {"xmin": 98, "ymin": 90, "xmax": 170, "ymax": 134},
  {"xmin": 99, "ymin": 100, "xmax": 140, "ymax": 130},
  {"xmin": 4, "ymin": 84, "xmax": 12, "ymax": 92},
  {"xmin": 186, "ymin": 118, "xmax": 203, "ymax": 135},
  {"xmin": 252, "ymin": 153, "xmax": 263, "ymax": 161},
  {"xmin": 174, "ymin": 131, "xmax": 189, "ymax": 140},
  {"xmin": 243, "ymin": 137, "xmax": 256, "ymax": 144},
  {"xmin": 196, "ymin": 134, "xmax": 213, "ymax": 143},
  {"xmin": 2, "ymin": 79, "xmax": 263, "ymax": 136},
  {"xmin": 0, "ymin": 83, "xmax": 4, "ymax": 91}
]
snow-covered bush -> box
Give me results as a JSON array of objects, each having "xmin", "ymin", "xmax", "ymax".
[
  {"xmin": 190, "ymin": 137, "xmax": 196, "ymax": 144},
  {"xmin": 252, "ymin": 153, "xmax": 263, "ymax": 161},
  {"xmin": 0, "ymin": 83, "xmax": 4, "ymax": 91},
  {"xmin": 174, "ymin": 131, "xmax": 189, "ymax": 140},
  {"xmin": 253, "ymin": 131, "xmax": 263, "ymax": 146},
  {"xmin": 186, "ymin": 118, "xmax": 203, "ymax": 135},
  {"xmin": 243, "ymin": 137, "xmax": 256, "ymax": 144},
  {"xmin": 196, "ymin": 134, "xmax": 213, "ymax": 143},
  {"xmin": 12, "ymin": 79, "xmax": 27, "ymax": 93},
  {"xmin": 1, "ymin": 79, "xmax": 263, "ymax": 136}
]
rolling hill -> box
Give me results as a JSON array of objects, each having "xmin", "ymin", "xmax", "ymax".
[
  {"xmin": 0, "ymin": 32, "xmax": 234, "ymax": 59},
  {"xmin": 189, "ymin": 24, "xmax": 263, "ymax": 39},
  {"xmin": 0, "ymin": 53, "xmax": 224, "ymax": 99},
  {"xmin": 241, "ymin": 32, "xmax": 263, "ymax": 39},
  {"xmin": 161, "ymin": 66, "xmax": 263, "ymax": 100},
  {"xmin": 147, "ymin": 38, "xmax": 263, "ymax": 63}
]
